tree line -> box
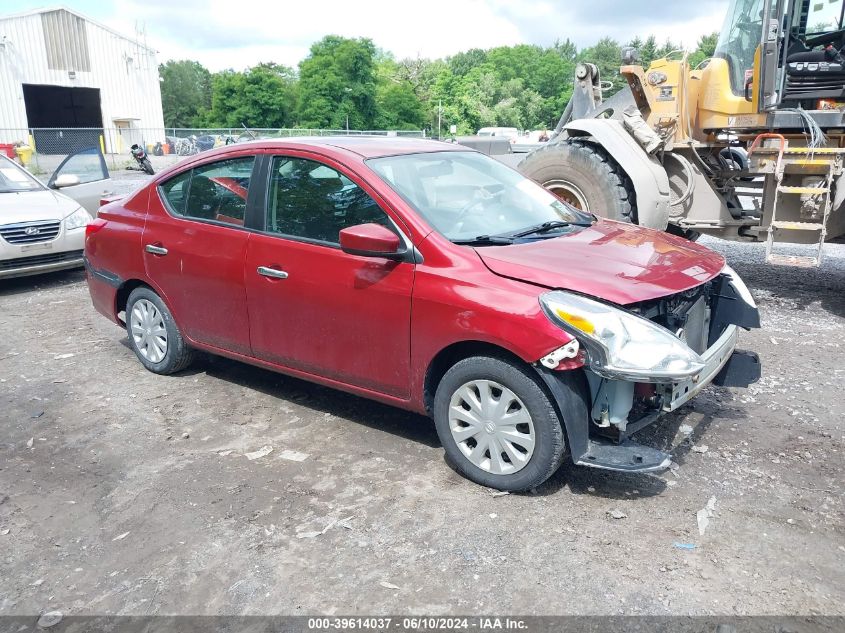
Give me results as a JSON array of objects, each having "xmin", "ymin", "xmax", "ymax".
[{"xmin": 159, "ymin": 33, "xmax": 719, "ymax": 135}]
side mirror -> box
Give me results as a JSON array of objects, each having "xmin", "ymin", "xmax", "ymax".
[
  {"xmin": 53, "ymin": 174, "xmax": 80, "ymax": 188},
  {"xmin": 339, "ymin": 223, "xmax": 403, "ymax": 259}
]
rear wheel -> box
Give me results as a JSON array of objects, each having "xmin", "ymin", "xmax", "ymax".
[
  {"xmin": 125, "ymin": 287, "xmax": 193, "ymax": 374},
  {"xmin": 518, "ymin": 138, "xmax": 635, "ymax": 222},
  {"xmin": 433, "ymin": 356, "xmax": 566, "ymax": 491}
]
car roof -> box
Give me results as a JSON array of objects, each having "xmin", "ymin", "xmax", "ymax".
[{"xmin": 236, "ymin": 136, "xmax": 467, "ymax": 159}]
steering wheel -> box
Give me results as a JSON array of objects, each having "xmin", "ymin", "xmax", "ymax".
[{"xmin": 451, "ymin": 187, "xmax": 505, "ymax": 233}]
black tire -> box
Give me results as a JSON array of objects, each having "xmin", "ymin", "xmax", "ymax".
[
  {"xmin": 433, "ymin": 356, "xmax": 566, "ymax": 491},
  {"xmin": 141, "ymin": 157, "xmax": 154, "ymax": 175},
  {"xmin": 125, "ymin": 287, "xmax": 193, "ymax": 375},
  {"xmin": 518, "ymin": 138, "xmax": 635, "ymax": 222}
]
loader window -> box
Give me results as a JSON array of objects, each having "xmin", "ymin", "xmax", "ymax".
[
  {"xmin": 803, "ymin": 0, "xmax": 844, "ymax": 34},
  {"xmin": 715, "ymin": 0, "xmax": 765, "ymax": 95}
]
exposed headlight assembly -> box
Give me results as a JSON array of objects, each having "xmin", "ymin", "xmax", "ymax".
[
  {"xmin": 64, "ymin": 207, "xmax": 91, "ymax": 231},
  {"xmin": 540, "ymin": 290, "xmax": 705, "ymax": 382}
]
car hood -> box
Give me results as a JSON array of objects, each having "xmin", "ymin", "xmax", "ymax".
[
  {"xmin": 0, "ymin": 189, "xmax": 80, "ymax": 225},
  {"xmin": 476, "ymin": 220, "xmax": 725, "ymax": 305}
]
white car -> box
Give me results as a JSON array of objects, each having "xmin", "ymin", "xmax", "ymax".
[
  {"xmin": 477, "ymin": 127, "xmax": 519, "ymax": 142},
  {"xmin": 0, "ymin": 148, "xmax": 113, "ymax": 279}
]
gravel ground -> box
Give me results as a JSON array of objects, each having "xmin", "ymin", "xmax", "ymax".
[{"xmin": 0, "ymin": 216, "xmax": 843, "ymax": 616}]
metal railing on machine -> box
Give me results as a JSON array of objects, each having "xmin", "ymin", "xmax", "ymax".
[{"xmin": 0, "ymin": 127, "xmax": 428, "ymax": 173}]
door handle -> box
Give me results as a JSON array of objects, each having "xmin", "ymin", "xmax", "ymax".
[
  {"xmin": 257, "ymin": 266, "xmax": 289, "ymax": 280},
  {"xmin": 145, "ymin": 244, "xmax": 168, "ymax": 256}
]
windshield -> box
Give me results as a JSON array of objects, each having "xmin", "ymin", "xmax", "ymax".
[
  {"xmin": 0, "ymin": 156, "xmax": 44, "ymax": 193},
  {"xmin": 714, "ymin": 0, "xmax": 765, "ymax": 96},
  {"xmin": 367, "ymin": 151, "xmax": 591, "ymax": 244}
]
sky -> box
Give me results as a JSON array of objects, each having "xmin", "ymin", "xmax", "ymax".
[{"xmin": 4, "ymin": 0, "xmax": 730, "ymax": 71}]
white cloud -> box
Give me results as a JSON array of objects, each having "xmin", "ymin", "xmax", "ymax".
[{"xmin": 97, "ymin": 0, "xmax": 729, "ymax": 70}]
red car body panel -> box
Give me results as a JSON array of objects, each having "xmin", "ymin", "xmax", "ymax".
[
  {"xmin": 85, "ymin": 189, "xmax": 150, "ymax": 324},
  {"xmin": 84, "ymin": 137, "xmax": 724, "ymax": 416},
  {"xmin": 406, "ymin": 230, "xmax": 575, "ymax": 406},
  {"xmin": 244, "ymin": 233, "xmax": 414, "ymax": 397},
  {"xmin": 477, "ymin": 220, "xmax": 726, "ymax": 305},
  {"xmin": 142, "ymin": 188, "xmax": 252, "ymax": 356}
]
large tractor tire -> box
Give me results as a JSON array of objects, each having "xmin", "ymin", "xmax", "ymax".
[{"xmin": 518, "ymin": 138, "xmax": 635, "ymax": 223}]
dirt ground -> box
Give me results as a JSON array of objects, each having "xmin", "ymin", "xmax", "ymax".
[{"xmin": 0, "ymin": 234, "xmax": 843, "ymax": 618}]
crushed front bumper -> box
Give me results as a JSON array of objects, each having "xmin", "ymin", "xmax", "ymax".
[
  {"xmin": 539, "ymin": 335, "xmax": 761, "ymax": 474},
  {"xmin": 535, "ymin": 269, "xmax": 762, "ymax": 474},
  {"xmin": 662, "ymin": 324, "xmax": 749, "ymax": 412}
]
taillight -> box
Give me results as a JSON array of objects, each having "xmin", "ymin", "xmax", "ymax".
[{"xmin": 86, "ymin": 218, "xmax": 107, "ymax": 239}]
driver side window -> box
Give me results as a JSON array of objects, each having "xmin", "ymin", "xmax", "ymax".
[
  {"xmin": 266, "ymin": 156, "xmax": 392, "ymax": 244},
  {"xmin": 51, "ymin": 147, "xmax": 109, "ymax": 185}
]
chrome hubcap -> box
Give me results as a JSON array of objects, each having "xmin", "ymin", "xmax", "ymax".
[
  {"xmin": 448, "ymin": 380, "xmax": 535, "ymax": 475},
  {"xmin": 130, "ymin": 299, "xmax": 167, "ymax": 363}
]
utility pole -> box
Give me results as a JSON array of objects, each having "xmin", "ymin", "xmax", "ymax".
[
  {"xmin": 438, "ymin": 99, "xmax": 442, "ymax": 140},
  {"xmin": 344, "ymin": 87, "xmax": 352, "ymax": 135}
]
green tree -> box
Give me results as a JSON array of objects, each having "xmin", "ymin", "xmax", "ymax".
[
  {"xmin": 639, "ymin": 35, "xmax": 659, "ymax": 67},
  {"xmin": 375, "ymin": 82, "xmax": 425, "ymax": 129},
  {"xmin": 298, "ymin": 35, "xmax": 378, "ymax": 129},
  {"xmin": 203, "ymin": 63, "xmax": 297, "ymax": 128},
  {"xmin": 579, "ymin": 37, "xmax": 623, "ymax": 95},
  {"xmin": 448, "ymin": 49, "xmax": 488, "ymax": 76},
  {"xmin": 430, "ymin": 44, "xmax": 578, "ymax": 133},
  {"xmin": 373, "ymin": 54, "xmax": 426, "ymax": 129},
  {"xmin": 553, "ymin": 38, "xmax": 578, "ymax": 63},
  {"xmin": 689, "ymin": 32, "xmax": 720, "ymax": 69},
  {"xmin": 159, "ymin": 60, "xmax": 211, "ymax": 128}
]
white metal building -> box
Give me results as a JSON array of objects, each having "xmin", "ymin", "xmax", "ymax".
[{"xmin": 0, "ymin": 6, "xmax": 164, "ymax": 152}]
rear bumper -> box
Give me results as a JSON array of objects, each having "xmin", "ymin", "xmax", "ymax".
[{"xmin": 83, "ymin": 255, "xmax": 122, "ymax": 325}]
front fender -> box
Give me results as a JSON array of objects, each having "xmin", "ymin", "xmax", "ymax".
[{"xmin": 563, "ymin": 119, "xmax": 671, "ymax": 230}]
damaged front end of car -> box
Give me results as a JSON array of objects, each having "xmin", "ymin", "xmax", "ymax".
[{"xmin": 534, "ymin": 265, "xmax": 761, "ymax": 473}]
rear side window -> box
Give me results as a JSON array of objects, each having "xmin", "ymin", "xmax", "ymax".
[
  {"xmin": 159, "ymin": 170, "xmax": 190, "ymax": 215},
  {"xmin": 159, "ymin": 156, "xmax": 255, "ymax": 227},
  {"xmin": 266, "ymin": 156, "xmax": 391, "ymax": 244}
]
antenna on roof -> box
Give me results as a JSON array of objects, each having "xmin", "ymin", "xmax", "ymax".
[{"xmin": 133, "ymin": 20, "xmax": 149, "ymax": 70}]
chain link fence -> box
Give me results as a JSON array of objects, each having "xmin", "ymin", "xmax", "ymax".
[{"xmin": 0, "ymin": 127, "xmax": 427, "ymax": 175}]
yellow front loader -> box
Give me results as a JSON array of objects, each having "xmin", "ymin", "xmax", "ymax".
[{"xmin": 518, "ymin": 0, "xmax": 845, "ymax": 266}]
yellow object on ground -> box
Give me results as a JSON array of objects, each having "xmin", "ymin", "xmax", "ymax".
[{"xmin": 14, "ymin": 145, "xmax": 33, "ymax": 166}]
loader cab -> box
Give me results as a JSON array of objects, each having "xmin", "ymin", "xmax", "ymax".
[
  {"xmin": 713, "ymin": 0, "xmax": 767, "ymax": 100},
  {"xmin": 781, "ymin": 0, "xmax": 845, "ymax": 106},
  {"xmin": 715, "ymin": 0, "xmax": 845, "ymax": 111}
]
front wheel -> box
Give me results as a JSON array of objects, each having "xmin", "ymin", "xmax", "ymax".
[
  {"xmin": 433, "ymin": 356, "xmax": 566, "ymax": 491},
  {"xmin": 141, "ymin": 157, "xmax": 154, "ymax": 175}
]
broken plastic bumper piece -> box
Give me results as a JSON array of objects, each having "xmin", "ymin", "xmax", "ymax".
[{"xmin": 574, "ymin": 437, "xmax": 671, "ymax": 472}]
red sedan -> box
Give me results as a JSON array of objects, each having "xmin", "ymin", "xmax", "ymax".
[{"xmin": 84, "ymin": 137, "xmax": 760, "ymax": 491}]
